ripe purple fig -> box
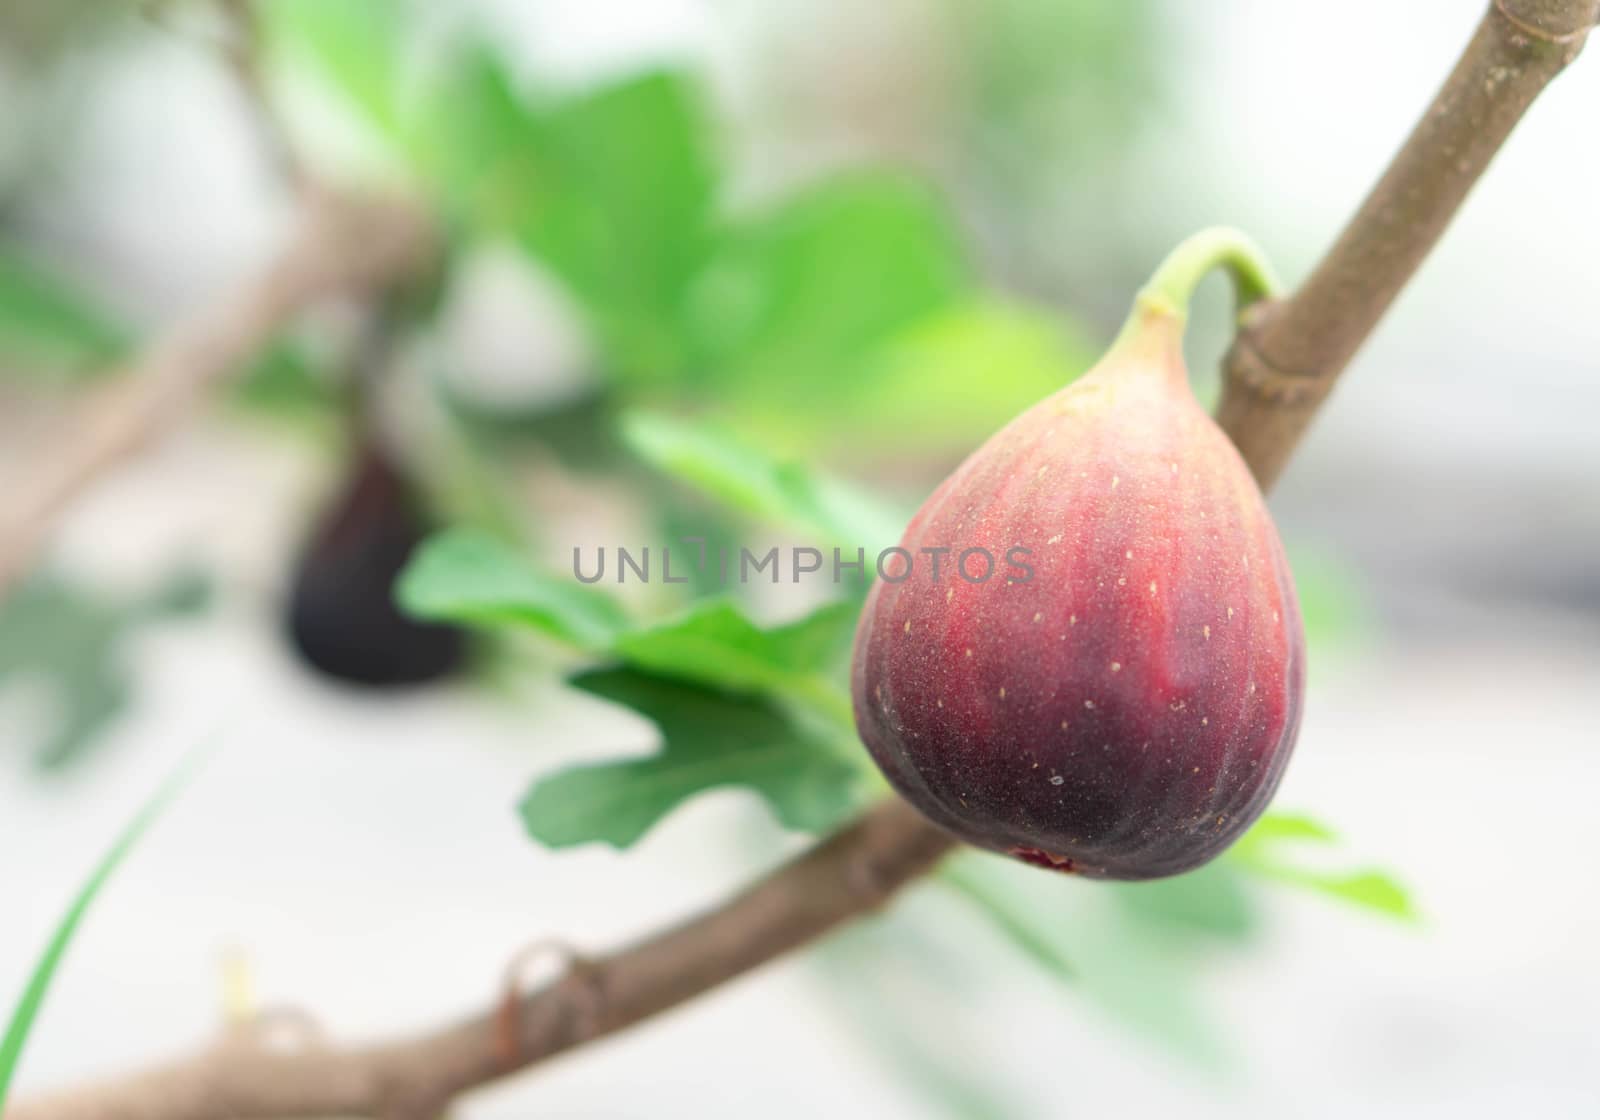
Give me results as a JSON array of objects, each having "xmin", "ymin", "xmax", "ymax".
[
  {"xmin": 287, "ymin": 441, "xmax": 465, "ymax": 688},
  {"xmin": 851, "ymin": 230, "xmax": 1305, "ymax": 880}
]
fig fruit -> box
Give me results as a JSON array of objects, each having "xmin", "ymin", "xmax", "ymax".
[
  {"xmin": 851, "ymin": 229, "xmax": 1304, "ymax": 880},
  {"xmin": 287, "ymin": 442, "xmax": 465, "ymax": 688}
]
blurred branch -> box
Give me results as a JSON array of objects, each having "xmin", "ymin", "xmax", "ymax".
[
  {"xmin": 7, "ymin": 799, "xmax": 954, "ymax": 1120},
  {"xmin": 5, "ymin": 1, "xmax": 1596, "ymax": 1117},
  {"xmin": 1218, "ymin": 0, "xmax": 1599, "ymax": 488},
  {"xmin": 218, "ymin": 0, "xmax": 310, "ymax": 190},
  {"xmin": 0, "ymin": 188, "xmax": 432, "ymax": 600}
]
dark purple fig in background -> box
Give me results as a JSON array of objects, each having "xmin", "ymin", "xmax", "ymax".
[
  {"xmin": 851, "ymin": 229, "xmax": 1304, "ymax": 880},
  {"xmin": 287, "ymin": 443, "xmax": 465, "ymax": 687}
]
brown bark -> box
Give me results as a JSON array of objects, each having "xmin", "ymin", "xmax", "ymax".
[{"xmin": 1216, "ymin": 0, "xmax": 1599, "ymax": 488}]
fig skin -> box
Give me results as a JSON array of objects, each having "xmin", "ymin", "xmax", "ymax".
[
  {"xmin": 287, "ymin": 443, "xmax": 466, "ymax": 688},
  {"xmin": 850, "ymin": 305, "xmax": 1304, "ymax": 881}
]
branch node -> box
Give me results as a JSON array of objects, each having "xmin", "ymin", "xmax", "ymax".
[
  {"xmin": 1493, "ymin": 0, "xmax": 1600, "ymax": 46},
  {"xmin": 1225, "ymin": 350, "xmax": 1332, "ymax": 415},
  {"xmin": 496, "ymin": 940, "xmax": 602, "ymax": 1068}
]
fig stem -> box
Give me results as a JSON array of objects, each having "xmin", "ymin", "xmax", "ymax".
[{"xmin": 1114, "ymin": 227, "xmax": 1282, "ymax": 350}]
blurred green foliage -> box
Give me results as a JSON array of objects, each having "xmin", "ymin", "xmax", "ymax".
[
  {"xmin": 939, "ymin": 856, "xmax": 1077, "ymax": 979},
  {"xmin": 263, "ymin": 0, "xmax": 409, "ymax": 139},
  {"xmin": 933, "ymin": 825, "xmax": 1410, "ymax": 1069},
  {"xmin": 839, "ymin": 300, "xmax": 1099, "ymax": 457},
  {"xmin": 0, "ymin": 747, "xmax": 206, "ymax": 1113},
  {"xmin": 424, "ymin": 63, "xmax": 720, "ymax": 378},
  {"xmin": 1288, "ymin": 545, "xmax": 1375, "ymax": 652},
  {"xmin": 619, "ymin": 411, "xmax": 906, "ymax": 551},
  {"xmin": 947, "ymin": 0, "xmax": 1161, "ymax": 178},
  {"xmin": 0, "ymin": 247, "xmax": 129, "ymax": 379},
  {"xmin": 1231, "ymin": 812, "xmax": 1419, "ymax": 923},
  {"xmin": 263, "ymin": 3, "xmax": 1107, "ymax": 461},
  {"xmin": 819, "ymin": 916, "xmax": 1033, "ymax": 1120},
  {"xmin": 686, "ymin": 174, "xmax": 967, "ymax": 387},
  {"xmin": 0, "ymin": 569, "xmax": 210, "ymax": 771},
  {"xmin": 0, "ymin": 244, "xmax": 334, "ymax": 419},
  {"xmin": 397, "ymin": 528, "xmax": 628, "ymax": 650}
]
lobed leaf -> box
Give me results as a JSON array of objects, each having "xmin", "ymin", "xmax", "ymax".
[
  {"xmin": 395, "ymin": 529, "xmax": 629, "ymax": 651},
  {"xmin": 521, "ymin": 667, "xmax": 862, "ymax": 848},
  {"xmin": 619, "ymin": 410, "xmax": 906, "ymax": 550},
  {"xmin": 420, "ymin": 55, "xmax": 717, "ymax": 379},
  {"xmin": 685, "ymin": 174, "xmax": 969, "ymax": 388},
  {"xmin": 610, "ymin": 597, "xmax": 857, "ymax": 709}
]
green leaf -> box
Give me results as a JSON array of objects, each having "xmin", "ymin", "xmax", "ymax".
[
  {"xmin": 422, "ymin": 57, "xmax": 717, "ymax": 378},
  {"xmin": 0, "ymin": 569, "xmax": 211, "ymax": 771},
  {"xmin": 687, "ymin": 173, "xmax": 969, "ymax": 396},
  {"xmin": 519, "ymin": 598, "xmax": 865, "ymax": 848},
  {"xmin": 1236, "ymin": 811, "xmax": 1337, "ymax": 847},
  {"xmin": 619, "ymin": 410, "xmax": 906, "ymax": 550},
  {"xmin": 0, "ymin": 246, "xmax": 129, "ymax": 377},
  {"xmin": 1110, "ymin": 859, "xmax": 1260, "ymax": 942},
  {"xmin": 818, "ymin": 921, "xmax": 1030, "ymax": 1120},
  {"xmin": 1259, "ymin": 867, "xmax": 1415, "ymax": 919},
  {"xmin": 400, "ymin": 537, "xmax": 868, "ymax": 848},
  {"xmin": 521, "ymin": 71, "xmax": 716, "ymax": 349},
  {"xmin": 939, "ymin": 853, "xmax": 1075, "ymax": 979},
  {"xmin": 611, "ymin": 597, "xmax": 857, "ymax": 707},
  {"xmin": 1072, "ymin": 912, "xmax": 1232, "ymax": 1067},
  {"xmin": 263, "ymin": 0, "xmax": 407, "ymax": 138},
  {"xmin": 1286, "ymin": 546, "xmax": 1373, "ymax": 649},
  {"xmin": 1230, "ymin": 811, "xmax": 1419, "ymax": 923},
  {"xmin": 395, "ymin": 529, "xmax": 629, "ymax": 651},
  {"xmin": 843, "ymin": 299, "xmax": 1098, "ymax": 454},
  {"xmin": 229, "ymin": 337, "xmax": 337, "ymax": 418},
  {"xmin": 0, "ymin": 748, "xmax": 209, "ymax": 1111},
  {"xmin": 413, "ymin": 47, "xmax": 531, "ymax": 221},
  {"xmin": 939, "ymin": 852, "xmax": 1230, "ymax": 1066},
  {"xmin": 520, "ymin": 667, "xmax": 863, "ymax": 848}
]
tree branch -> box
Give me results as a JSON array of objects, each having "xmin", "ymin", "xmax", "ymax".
[
  {"xmin": 218, "ymin": 0, "xmax": 312, "ymax": 191},
  {"xmin": 1217, "ymin": 0, "xmax": 1599, "ymax": 488},
  {"xmin": 7, "ymin": 799, "xmax": 956, "ymax": 1120},
  {"xmin": 6, "ymin": 1, "xmax": 1595, "ymax": 1117},
  {"xmin": 0, "ymin": 189, "xmax": 432, "ymax": 600}
]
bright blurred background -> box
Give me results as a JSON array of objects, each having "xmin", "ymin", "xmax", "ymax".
[{"xmin": 2, "ymin": 1, "xmax": 1597, "ymax": 1117}]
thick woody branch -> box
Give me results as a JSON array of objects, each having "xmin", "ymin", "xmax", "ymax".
[
  {"xmin": 1217, "ymin": 0, "xmax": 1598, "ymax": 488},
  {"xmin": 0, "ymin": 189, "xmax": 431, "ymax": 599},
  {"xmin": 5, "ymin": 2, "xmax": 1595, "ymax": 1117}
]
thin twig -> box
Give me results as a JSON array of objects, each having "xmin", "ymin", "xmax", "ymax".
[
  {"xmin": 0, "ymin": 189, "xmax": 432, "ymax": 600},
  {"xmin": 5, "ymin": 1, "xmax": 1596, "ymax": 1117}
]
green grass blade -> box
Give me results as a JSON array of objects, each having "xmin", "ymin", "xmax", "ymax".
[{"xmin": 0, "ymin": 748, "xmax": 211, "ymax": 1110}]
